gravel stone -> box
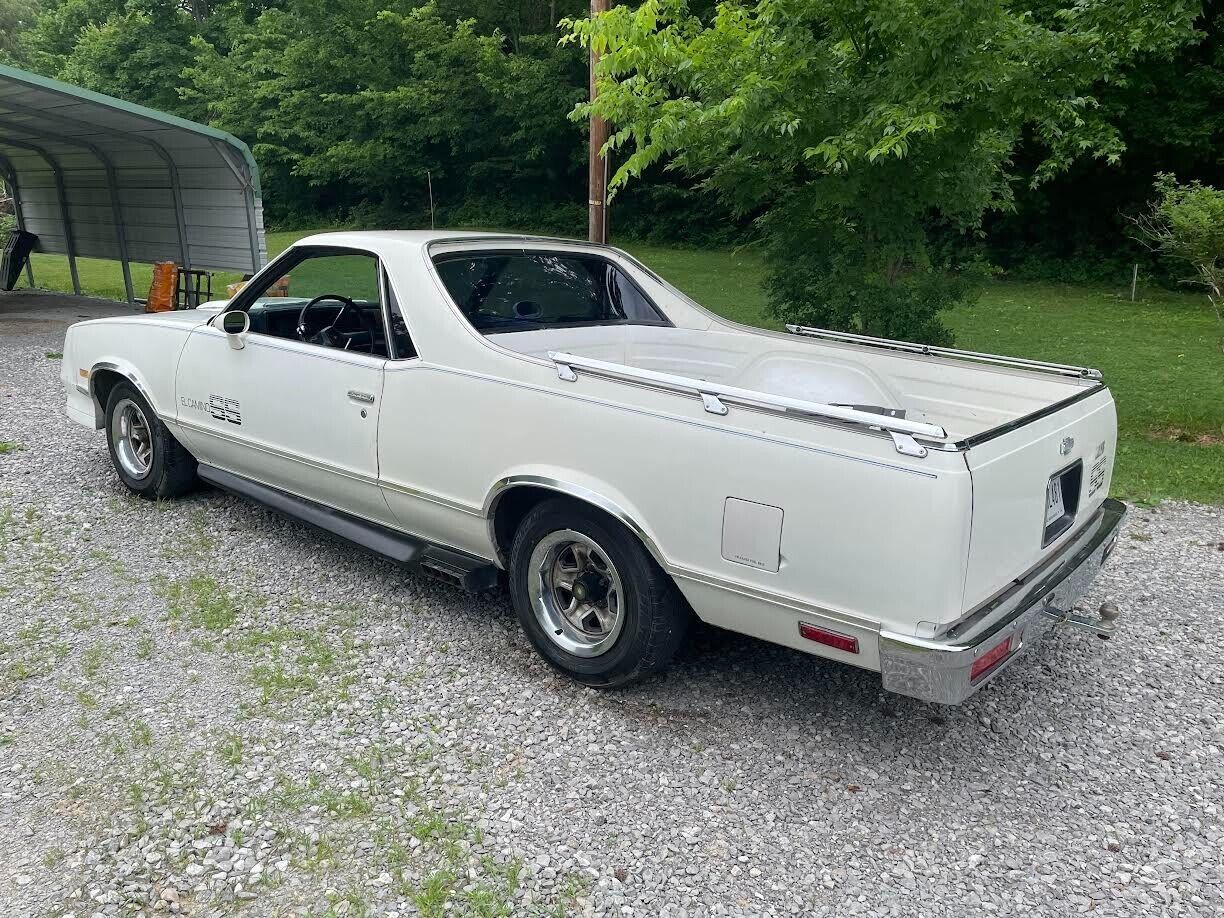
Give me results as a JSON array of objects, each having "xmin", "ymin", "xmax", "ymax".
[{"xmin": 0, "ymin": 293, "xmax": 1222, "ymax": 916}]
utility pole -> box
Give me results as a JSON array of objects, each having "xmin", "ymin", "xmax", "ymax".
[{"xmin": 588, "ymin": 0, "xmax": 610, "ymax": 244}]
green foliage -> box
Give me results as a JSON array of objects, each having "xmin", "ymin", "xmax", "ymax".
[
  {"xmin": 18, "ymin": 1, "xmax": 201, "ymax": 112},
  {"xmin": 566, "ymin": 0, "xmax": 1202, "ymax": 342},
  {"xmin": 985, "ymin": 3, "xmax": 1224, "ymax": 280},
  {"xmin": 760, "ymin": 186, "xmax": 985, "ymax": 344},
  {"xmin": 182, "ymin": 1, "xmax": 587, "ymax": 222},
  {"xmin": 0, "ymin": 0, "xmax": 39, "ymax": 61},
  {"xmin": 1132, "ymin": 173, "xmax": 1224, "ymax": 345},
  {"xmin": 5, "ymin": 0, "xmax": 1221, "ymax": 276}
]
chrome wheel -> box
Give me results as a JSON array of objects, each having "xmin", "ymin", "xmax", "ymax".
[
  {"xmin": 527, "ymin": 530, "xmax": 625, "ymax": 658},
  {"xmin": 110, "ymin": 397, "xmax": 153, "ymax": 479}
]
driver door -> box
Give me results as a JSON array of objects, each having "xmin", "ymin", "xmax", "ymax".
[{"xmin": 174, "ymin": 246, "xmax": 395, "ymax": 525}]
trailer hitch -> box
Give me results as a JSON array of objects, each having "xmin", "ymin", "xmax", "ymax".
[{"xmin": 1039, "ymin": 600, "xmax": 1121, "ymax": 639}]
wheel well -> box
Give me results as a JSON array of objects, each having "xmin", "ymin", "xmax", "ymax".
[
  {"xmin": 90, "ymin": 368, "xmax": 126, "ymax": 413},
  {"xmin": 490, "ymin": 485, "xmax": 663, "ymax": 568},
  {"xmin": 491, "ymin": 485, "xmax": 562, "ymax": 560}
]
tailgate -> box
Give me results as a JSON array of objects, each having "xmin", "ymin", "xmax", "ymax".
[{"xmin": 961, "ymin": 387, "xmax": 1117, "ymax": 611}]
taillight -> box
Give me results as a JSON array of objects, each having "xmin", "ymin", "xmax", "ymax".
[
  {"xmin": 798, "ymin": 622, "xmax": 859, "ymax": 654},
  {"xmin": 970, "ymin": 636, "xmax": 1013, "ymax": 681}
]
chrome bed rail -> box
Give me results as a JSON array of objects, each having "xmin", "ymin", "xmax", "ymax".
[
  {"xmin": 785, "ymin": 325, "xmax": 1102, "ymax": 381},
  {"xmin": 547, "ymin": 350, "xmax": 948, "ymax": 457}
]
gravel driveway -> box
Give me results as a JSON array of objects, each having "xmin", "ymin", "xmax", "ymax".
[{"xmin": 2, "ymin": 296, "xmax": 1222, "ymax": 917}]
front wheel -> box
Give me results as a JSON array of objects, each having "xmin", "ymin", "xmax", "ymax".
[
  {"xmin": 104, "ymin": 382, "xmax": 198, "ymax": 500},
  {"xmin": 509, "ymin": 499, "xmax": 688, "ymax": 687}
]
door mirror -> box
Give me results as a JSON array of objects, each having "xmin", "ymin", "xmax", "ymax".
[{"xmin": 219, "ymin": 310, "xmax": 249, "ymax": 349}]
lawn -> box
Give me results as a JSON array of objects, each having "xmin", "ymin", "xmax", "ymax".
[{"xmin": 13, "ymin": 231, "xmax": 1222, "ymax": 504}]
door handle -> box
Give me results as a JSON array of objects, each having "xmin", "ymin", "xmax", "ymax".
[{"xmin": 347, "ymin": 390, "xmax": 375, "ymax": 404}]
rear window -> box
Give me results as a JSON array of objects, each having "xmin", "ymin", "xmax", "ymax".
[{"xmin": 433, "ymin": 253, "xmax": 667, "ymax": 333}]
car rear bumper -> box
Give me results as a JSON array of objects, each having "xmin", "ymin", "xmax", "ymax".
[{"xmin": 878, "ymin": 497, "xmax": 1127, "ymax": 704}]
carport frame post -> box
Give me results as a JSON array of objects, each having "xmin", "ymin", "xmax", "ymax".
[
  {"xmin": 0, "ymin": 153, "xmax": 35, "ymax": 287},
  {"xmin": 0, "ymin": 136, "xmax": 79, "ymax": 294}
]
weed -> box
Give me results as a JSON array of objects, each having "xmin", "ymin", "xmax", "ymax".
[
  {"xmin": 159, "ymin": 575, "xmax": 251, "ymax": 632},
  {"xmin": 219, "ymin": 734, "xmax": 244, "ymax": 766},
  {"xmin": 82, "ymin": 644, "xmax": 104, "ymax": 679},
  {"xmin": 129, "ymin": 720, "xmax": 153, "ymax": 747}
]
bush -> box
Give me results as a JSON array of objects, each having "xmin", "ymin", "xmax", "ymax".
[
  {"xmin": 760, "ymin": 196, "xmax": 983, "ymax": 346},
  {"xmin": 1132, "ymin": 174, "xmax": 1224, "ymax": 347}
]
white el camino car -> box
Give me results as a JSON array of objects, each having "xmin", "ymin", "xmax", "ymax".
[{"xmin": 61, "ymin": 231, "xmax": 1126, "ymax": 703}]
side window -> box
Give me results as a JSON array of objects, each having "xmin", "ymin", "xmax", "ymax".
[
  {"xmin": 241, "ymin": 251, "xmax": 388, "ymax": 357},
  {"xmin": 383, "ymin": 270, "xmax": 417, "ymax": 359},
  {"xmin": 434, "ymin": 253, "xmax": 666, "ymax": 332},
  {"xmin": 607, "ymin": 266, "xmax": 659, "ymax": 321}
]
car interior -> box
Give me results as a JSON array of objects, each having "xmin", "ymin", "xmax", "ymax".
[
  {"xmin": 238, "ymin": 250, "xmax": 411, "ymax": 358},
  {"xmin": 433, "ymin": 251, "xmax": 669, "ymax": 334}
]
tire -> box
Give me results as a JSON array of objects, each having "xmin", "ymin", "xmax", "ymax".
[
  {"xmin": 104, "ymin": 381, "xmax": 198, "ymax": 500},
  {"xmin": 509, "ymin": 498, "xmax": 688, "ymax": 687}
]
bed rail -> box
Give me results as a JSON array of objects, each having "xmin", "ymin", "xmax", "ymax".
[
  {"xmin": 547, "ymin": 351, "xmax": 948, "ymax": 457},
  {"xmin": 784, "ymin": 325, "xmax": 1102, "ymax": 381}
]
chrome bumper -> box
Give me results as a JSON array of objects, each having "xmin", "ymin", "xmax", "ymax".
[{"xmin": 878, "ymin": 497, "xmax": 1127, "ymax": 705}]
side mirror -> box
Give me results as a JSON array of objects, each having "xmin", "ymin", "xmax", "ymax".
[{"xmin": 219, "ymin": 310, "xmax": 250, "ymax": 350}]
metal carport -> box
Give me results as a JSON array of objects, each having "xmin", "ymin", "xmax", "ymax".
[{"xmin": 0, "ymin": 63, "xmax": 265, "ymax": 303}]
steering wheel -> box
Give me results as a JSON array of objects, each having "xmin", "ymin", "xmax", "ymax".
[{"xmin": 296, "ymin": 294, "xmax": 379, "ymax": 350}]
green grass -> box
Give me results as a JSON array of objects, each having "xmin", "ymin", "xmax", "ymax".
[
  {"xmin": 17, "ymin": 228, "xmax": 1221, "ymax": 503},
  {"xmin": 948, "ymin": 283, "xmax": 1223, "ymax": 505}
]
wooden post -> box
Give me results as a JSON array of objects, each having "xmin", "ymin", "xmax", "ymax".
[{"xmin": 588, "ymin": 0, "xmax": 610, "ymax": 244}]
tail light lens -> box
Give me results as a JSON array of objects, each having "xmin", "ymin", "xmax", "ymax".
[{"xmin": 970, "ymin": 636, "xmax": 1013, "ymax": 681}]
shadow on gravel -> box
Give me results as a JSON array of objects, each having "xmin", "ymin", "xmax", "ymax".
[{"xmin": 184, "ymin": 485, "xmax": 1023, "ymax": 754}]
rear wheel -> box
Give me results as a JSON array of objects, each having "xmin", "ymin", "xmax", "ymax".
[
  {"xmin": 509, "ymin": 499, "xmax": 688, "ymax": 687},
  {"xmin": 104, "ymin": 382, "xmax": 197, "ymax": 500}
]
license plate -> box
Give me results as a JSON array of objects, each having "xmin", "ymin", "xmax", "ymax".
[{"xmin": 1045, "ymin": 476, "xmax": 1065, "ymax": 527}]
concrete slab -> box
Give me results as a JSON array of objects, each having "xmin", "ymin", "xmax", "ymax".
[{"xmin": 0, "ymin": 289, "xmax": 137, "ymax": 336}]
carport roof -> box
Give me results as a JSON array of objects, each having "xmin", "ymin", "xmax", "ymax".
[{"xmin": 0, "ymin": 63, "xmax": 266, "ymax": 299}]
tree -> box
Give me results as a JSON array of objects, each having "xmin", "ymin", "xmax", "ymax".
[
  {"xmin": 0, "ymin": 0, "xmax": 40, "ymax": 63},
  {"xmin": 183, "ymin": 0, "xmax": 586, "ymax": 222},
  {"xmin": 17, "ymin": 0, "xmax": 201, "ymax": 114},
  {"xmin": 566, "ymin": 0, "xmax": 1203, "ymax": 343},
  {"xmin": 1133, "ymin": 174, "xmax": 1224, "ymax": 349}
]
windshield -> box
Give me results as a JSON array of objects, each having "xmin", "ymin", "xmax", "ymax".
[{"xmin": 433, "ymin": 252, "xmax": 667, "ymax": 333}]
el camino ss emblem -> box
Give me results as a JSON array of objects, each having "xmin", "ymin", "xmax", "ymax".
[
  {"xmin": 1060, "ymin": 436, "xmax": 1075, "ymax": 456},
  {"xmin": 181, "ymin": 395, "xmax": 241, "ymax": 426}
]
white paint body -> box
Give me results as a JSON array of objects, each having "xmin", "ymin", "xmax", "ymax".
[{"xmin": 61, "ymin": 231, "xmax": 1118, "ymax": 687}]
